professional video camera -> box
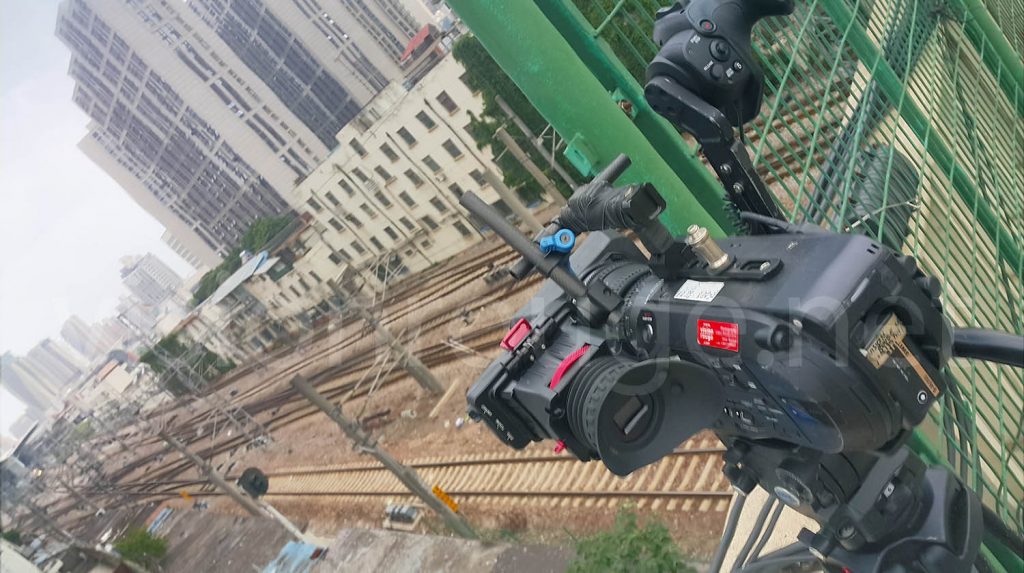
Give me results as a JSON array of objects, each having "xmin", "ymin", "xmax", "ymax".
[{"xmin": 458, "ymin": 1, "xmax": 1024, "ymax": 572}]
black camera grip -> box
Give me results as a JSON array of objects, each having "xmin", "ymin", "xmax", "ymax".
[{"xmin": 557, "ymin": 154, "xmax": 636, "ymax": 234}]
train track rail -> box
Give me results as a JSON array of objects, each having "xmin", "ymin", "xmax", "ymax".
[{"xmin": 83, "ymin": 438, "xmax": 732, "ymax": 515}]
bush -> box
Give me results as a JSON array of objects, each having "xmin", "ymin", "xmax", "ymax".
[
  {"xmin": 114, "ymin": 528, "xmax": 167, "ymax": 566},
  {"xmin": 1, "ymin": 530, "xmax": 23, "ymax": 545},
  {"xmin": 568, "ymin": 508, "xmax": 694, "ymax": 573}
]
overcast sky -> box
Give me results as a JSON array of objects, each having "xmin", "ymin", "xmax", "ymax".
[{"xmin": 1, "ymin": 0, "xmax": 197, "ymax": 433}]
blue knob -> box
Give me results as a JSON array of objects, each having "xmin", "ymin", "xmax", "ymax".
[{"xmin": 539, "ymin": 229, "xmax": 576, "ymax": 254}]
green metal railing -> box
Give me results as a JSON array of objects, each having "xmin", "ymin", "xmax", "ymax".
[{"xmin": 449, "ymin": 0, "xmax": 1022, "ymax": 568}]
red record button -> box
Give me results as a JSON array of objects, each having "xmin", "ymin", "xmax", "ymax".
[{"xmin": 500, "ymin": 318, "xmax": 532, "ymax": 351}]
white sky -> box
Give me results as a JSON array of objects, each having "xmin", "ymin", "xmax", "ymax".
[{"xmin": 1, "ymin": 0, "xmax": 197, "ymax": 435}]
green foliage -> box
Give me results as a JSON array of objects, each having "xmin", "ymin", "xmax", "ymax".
[
  {"xmin": 568, "ymin": 508, "xmax": 694, "ymax": 573},
  {"xmin": 139, "ymin": 333, "xmax": 235, "ymax": 396},
  {"xmin": 191, "ymin": 215, "xmax": 293, "ymax": 306},
  {"xmin": 114, "ymin": 529, "xmax": 167, "ymax": 567},
  {"xmin": 571, "ymin": 0, "xmax": 664, "ymax": 83},
  {"xmin": 69, "ymin": 420, "xmax": 95, "ymax": 443},
  {"xmin": 452, "ymin": 35, "xmax": 575, "ymax": 204},
  {"xmin": 1, "ymin": 530, "xmax": 23, "ymax": 545}
]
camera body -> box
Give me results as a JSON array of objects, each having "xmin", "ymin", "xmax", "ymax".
[{"xmin": 467, "ymin": 229, "xmax": 952, "ymax": 476}]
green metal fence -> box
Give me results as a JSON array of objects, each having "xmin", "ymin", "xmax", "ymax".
[{"xmin": 450, "ymin": 0, "xmax": 1022, "ymax": 566}]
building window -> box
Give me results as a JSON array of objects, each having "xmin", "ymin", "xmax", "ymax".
[
  {"xmin": 352, "ymin": 241, "xmax": 367, "ymax": 255},
  {"xmin": 290, "ymin": 286, "xmax": 302, "ymax": 298},
  {"xmin": 429, "ymin": 197, "xmax": 448, "ymax": 213},
  {"xmin": 458, "ymin": 71, "xmax": 476, "ymax": 91},
  {"xmin": 370, "ymin": 237, "xmax": 384, "ymax": 250},
  {"xmin": 415, "ymin": 110, "xmax": 436, "ymax": 130},
  {"xmin": 298, "ymin": 277, "xmax": 311, "ymax": 291},
  {"xmin": 374, "ymin": 191, "xmax": 392, "ymax": 208},
  {"xmin": 344, "ymin": 213, "xmax": 363, "ymax": 228},
  {"xmin": 328, "ymin": 217, "xmax": 344, "ymax": 231},
  {"xmin": 349, "ymin": 138, "xmax": 367, "ymax": 157},
  {"xmin": 339, "ymin": 179, "xmax": 355, "ymax": 195},
  {"xmin": 442, "ymin": 139, "xmax": 462, "ymax": 159},
  {"xmin": 469, "ymin": 169, "xmax": 488, "ymax": 186},
  {"xmin": 436, "ymin": 91, "xmax": 458, "ymax": 113},
  {"xmin": 453, "ymin": 220, "xmax": 472, "ymax": 237},
  {"xmin": 328, "ymin": 252, "xmax": 344, "ymax": 264},
  {"xmin": 352, "ymin": 167, "xmax": 369, "ymax": 182},
  {"xmin": 307, "ymin": 198, "xmax": 323, "ymax": 212},
  {"xmin": 380, "ymin": 143, "xmax": 399, "ymax": 162},
  {"xmin": 422, "ymin": 155, "xmax": 441, "ymax": 173},
  {"xmin": 448, "ymin": 183, "xmax": 464, "ymax": 198},
  {"xmin": 360, "ymin": 203, "xmax": 378, "ymax": 219},
  {"xmin": 396, "ymin": 127, "xmax": 417, "ymax": 146},
  {"xmin": 399, "ymin": 216, "xmax": 415, "ymax": 230},
  {"xmin": 384, "ymin": 226, "xmax": 399, "ymax": 240},
  {"xmin": 325, "ymin": 191, "xmax": 340, "ymax": 206},
  {"xmin": 405, "ymin": 169, "xmax": 424, "ymax": 187},
  {"xmin": 374, "ymin": 165, "xmax": 393, "ymax": 181},
  {"xmin": 309, "ymin": 271, "xmax": 323, "ymax": 283},
  {"xmin": 398, "ymin": 191, "xmax": 416, "ymax": 207},
  {"xmin": 421, "ymin": 215, "xmax": 439, "ymax": 230}
]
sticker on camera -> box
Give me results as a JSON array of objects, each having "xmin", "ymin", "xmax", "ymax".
[
  {"xmin": 697, "ymin": 319, "xmax": 740, "ymax": 352},
  {"xmin": 674, "ymin": 280, "xmax": 725, "ymax": 302}
]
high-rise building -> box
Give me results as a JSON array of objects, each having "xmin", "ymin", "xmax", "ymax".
[
  {"xmin": 120, "ymin": 253, "xmax": 184, "ymax": 306},
  {"xmin": 25, "ymin": 340, "xmax": 85, "ymax": 387},
  {"xmin": 116, "ymin": 294, "xmax": 163, "ymax": 336},
  {"xmin": 60, "ymin": 315, "xmax": 132, "ymax": 361},
  {"xmin": 56, "ymin": 0, "xmax": 427, "ymax": 257},
  {"xmin": 60, "ymin": 315, "xmax": 104, "ymax": 360},
  {"xmin": 161, "ymin": 229, "xmax": 210, "ymax": 270},
  {"xmin": 0, "ymin": 340, "xmax": 85, "ymax": 415}
]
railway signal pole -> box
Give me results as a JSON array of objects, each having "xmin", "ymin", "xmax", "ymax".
[
  {"xmin": 155, "ymin": 429, "xmax": 306, "ymax": 541},
  {"xmin": 156, "ymin": 428, "xmax": 263, "ymax": 517},
  {"xmin": 291, "ymin": 375, "xmax": 477, "ymax": 539},
  {"xmin": 327, "ymin": 280, "xmax": 445, "ymax": 396}
]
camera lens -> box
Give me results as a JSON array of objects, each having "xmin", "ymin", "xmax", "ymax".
[{"xmin": 566, "ymin": 356, "xmax": 723, "ymax": 476}]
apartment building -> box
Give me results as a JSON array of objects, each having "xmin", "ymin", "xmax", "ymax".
[
  {"xmin": 180, "ymin": 55, "xmax": 541, "ymax": 354},
  {"xmin": 248, "ymin": 54, "xmax": 515, "ymax": 321},
  {"xmin": 56, "ymin": 0, "xmax": 425, "ymax": 259}
]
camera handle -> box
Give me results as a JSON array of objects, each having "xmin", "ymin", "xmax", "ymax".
[
  {"xmin": 645, "ymin": 0, "xmax": 794, "ymax": 232},
  {"xmin": 645, "ymin": 74, "xmax": 782, "ymax": 232},
  {"xmin": 507, "ymin": 154, "xmax": 684, "ymax": 281}
]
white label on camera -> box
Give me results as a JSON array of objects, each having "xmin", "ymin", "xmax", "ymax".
[{"xmin": 674, "ymin": 280, "xmax": 725, "ymax": 302}]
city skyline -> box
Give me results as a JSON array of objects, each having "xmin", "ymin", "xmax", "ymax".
[{"xmin": 1, "ymin": 0, "xmax": 197, "ymax": 367}]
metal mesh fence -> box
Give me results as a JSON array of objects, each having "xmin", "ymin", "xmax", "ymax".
[{"xmin": 573, "ymin": 0, "xmax": 1023, "ymax": 530}]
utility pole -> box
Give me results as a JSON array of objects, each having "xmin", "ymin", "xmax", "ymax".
[
  {"xmin": 156, "ymin": 429, "xmax": 263, "ymax": 517},
  {"xmin": 495, "ymin": 95, "xmax": 579, "ymax": 189},
  {"xmin": 53, "ymin": 473, "xmax": 104, "ymax": 514},
  {"xmin": 495, "ymin": 127, "xmax": 567, "ymax": 207},
  {"xmin": 156, "ymin": 428, "xmax": 306, "ymax": 539},
  {"xmin": 291, "ymin": 375, "xmax": 477, "ymax": 539},
  {"xmin": 328, "ymin": 280, "xmax": 444, "ymax": 395},
  {"xmin": 480, "ymin": 169, "xmax": 544, "ymax": 233}
]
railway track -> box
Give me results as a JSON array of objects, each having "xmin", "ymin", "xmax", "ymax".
[
  {"xmin": 105, "ymin": 253, "xmax": 534, "ymax": 481},
  {"xmin": 82, "ymin": 437, "xmax": 733, "ymax": 516}
]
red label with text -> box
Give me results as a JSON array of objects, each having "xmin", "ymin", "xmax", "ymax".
[{"xmin": 697, "ymin": 320, "xmax": 740, "ymax": 352}]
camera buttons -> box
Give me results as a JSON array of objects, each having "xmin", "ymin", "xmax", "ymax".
[
  {"xmin": 710, "ymin": 40, "xmax": 731, "ymax": 61},
  {"xmin": 699, "ymin": 19, "xmax": 716, "ymax": 32}
]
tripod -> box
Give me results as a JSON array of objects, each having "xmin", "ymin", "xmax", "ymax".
[{"xmin": 713, "ymin": 440, "xmax": 993, "ymax": 572}]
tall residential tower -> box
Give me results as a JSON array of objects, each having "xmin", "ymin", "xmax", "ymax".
[{"xmin": 56, "ymin": 0, "xmax": 426, "ymax": 259}]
